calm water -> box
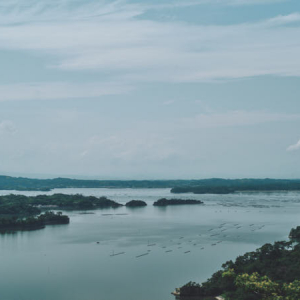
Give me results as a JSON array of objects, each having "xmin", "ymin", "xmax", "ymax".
[{"xmin": 0, "ymin": 188, "xmax": 300, "ymax": 300}]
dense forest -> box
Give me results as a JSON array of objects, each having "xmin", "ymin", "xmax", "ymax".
[
  {"xmin": 178, "ymin": 228, "xmax": 300, "ymax": 300},
  {"xmin": 2, "ymin": 176, "xmax": 300, "ymax": 193}
]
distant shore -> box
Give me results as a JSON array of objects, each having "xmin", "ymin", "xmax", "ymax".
[{"xmin": 1, "ymin": 175, "xmax": 300, "ymax": 193}]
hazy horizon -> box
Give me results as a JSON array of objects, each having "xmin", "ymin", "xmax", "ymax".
[{"xmin": 1, "ymin": 172, "xmax": 300, "ymax": 181}]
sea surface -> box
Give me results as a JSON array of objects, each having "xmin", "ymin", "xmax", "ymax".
[{"xmin": 0, "ymin": 188, "xmax": 300, "ymax": 300}]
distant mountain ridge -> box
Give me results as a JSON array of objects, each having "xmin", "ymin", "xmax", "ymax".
[
  {"xmin": 0, "ymin": 175, "xmax": 215, "ymax": 190},
  {"xmin": 1, "ymin": 175, "xmax": 300, "ymax": 192}
]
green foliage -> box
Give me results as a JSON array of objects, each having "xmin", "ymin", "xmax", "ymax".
[
  {"xmin": 235, "ymin": 272, "xmax": 280, "ymax": 299},
  {"xmin": 289, "ymin": 226, "xmax": 300, "ymax": 240},
  {"xmin": 225, "ymin": 272, "xmax": 300, "ymax": 300},
  {"xmin": 282, "ymin": 280, "xmax": 300, "ymax": 300},
  {"xmin": 179, "ymin": 236, "xmax": 300, "ymax": 299},
  {"xmin": 222, "ymin": 268, "xmax": 235, "ymax": 278},
  {"xmin": 180, "ymin": 281, "xmax": 202, "ymax": 297},
  {"xmin": 0, "ymin": 194, "xmax": 41, "ymax": 216}
]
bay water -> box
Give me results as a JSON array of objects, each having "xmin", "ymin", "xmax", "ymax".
[{"xmin": 0, "ymin": 188, "xmax": 299, "ymax": 300}]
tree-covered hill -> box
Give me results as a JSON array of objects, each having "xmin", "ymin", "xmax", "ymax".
[{"xmin": 178, "ymin": 228, "xmax": 300, "ymax": 299}]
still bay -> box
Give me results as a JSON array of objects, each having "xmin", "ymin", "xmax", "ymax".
[{"xmin": 0, "ymin": 188, "xmax": 299, "ymax": 300}]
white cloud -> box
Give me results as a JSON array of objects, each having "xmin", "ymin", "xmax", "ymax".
[
  {"xmin": 0, "ymin": 82, "xmax": 133, "ymax": 101},
  {"xmin": 260, "ymin": 12, "xmax": 300, "ymax": 27},
  {"xmin": 0, "ymin": 0, "xmax": 299, "ymax": 95},
  {"xmin": 181, "ymin": 111, "xmax": 300, "ymax": 129},
  {"xmin": 287, "ymin": 139, "xmax": 300, "ymax": 151}
]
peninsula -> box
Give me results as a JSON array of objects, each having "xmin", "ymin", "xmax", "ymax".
[{"xmin": 176, "ymin": 227, "xmax": 300, "ymax": 299}]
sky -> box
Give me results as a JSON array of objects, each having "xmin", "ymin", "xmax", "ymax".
[{"xmin": 0, "ymin": 0, "xmax": 300, "ymax": 179}]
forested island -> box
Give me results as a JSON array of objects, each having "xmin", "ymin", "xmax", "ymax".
[
  {"xmin": 2, "ymin": 175, "xmax": 300, "ymax": 193},
  {"xmin": 153, "ymin": 198, "xmax": 203, "ymax": 206},
  {"xmin": 125, "ymin": 200, "xmax": 147, "ymax": 207},
  {"xmin": 0, "ymin": 194, "xmax": 122, "ymax": 232},
  {"xmin": 0, "ymin": 211, "xmax": 69, "ymax": 232},
  {"xmin": 176, "ymin": 228, "xmax": 300, "ymax": 300},
  {"xmin": 0, "ymin": 194, "xmax": 122, "ymax": 214}
]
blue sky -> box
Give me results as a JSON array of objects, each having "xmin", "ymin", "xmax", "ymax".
[{"xmin": 0, "ymin": 0, "xmax": 300, "ymax": 179}]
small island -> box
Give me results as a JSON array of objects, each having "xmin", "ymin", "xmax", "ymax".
[
  {"xmin": 125, "ymin": 200, "xmax": 147, "ymax": 207},
  {"xmin": 153, "ymin": 198, "xmax": 203, "ymax": 206},
  {"xmin": 0, "ymin": 211, "xmax": 69, "ymax": 232}
]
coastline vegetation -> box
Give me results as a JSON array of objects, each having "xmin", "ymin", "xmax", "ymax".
[
  {"xmin": 289, "ymin": 226, "xmax": 300, "ymax": 240},
  {"xmin": 178, "ymin": 228, "xmax": 300, "ymax": 300}
]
